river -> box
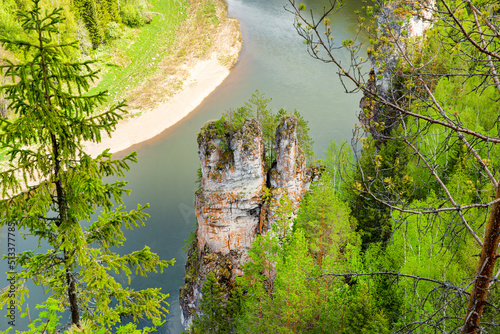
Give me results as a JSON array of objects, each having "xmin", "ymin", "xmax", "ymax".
[{"xmin": 0, "ymin": 0, "xmax": 366, "ymax": 332}]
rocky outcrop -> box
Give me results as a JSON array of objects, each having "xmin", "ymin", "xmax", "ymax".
[
  {"xmin": 360, "ymin": 0, "xmax": 435, "ymax": 140},
  {"xmin": 195, "ymin": 118, "xmax": 265, "ymax": 259},
  {"xmin": 180, "ymin": 115, "xmax": 321, "ymax": 328},
  {"xmin": 265, "ymin": 116, "xmax": 323, "ymax": 228},
  {"xmin": 374, "ymin": 0, "xmax": 435, "ymax": 94}
]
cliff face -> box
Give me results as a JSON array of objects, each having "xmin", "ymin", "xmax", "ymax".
[
  {"xmin": 374, "ymin": 0, "xmax": 435, "ymax": 96},
  {"xmin": 266, "ymin": 116, "xmax": 322, "ymax": 228},
  {"xmin": 196, "ymin": 118, "xmax": 265, "ymax": 268},
  {"xmin": 360, "ymin": 0, "xmax": 435, "ymax": 138},
  {"xmin": 180, "ymin": 115, "xmax": 321, "ymax": 328}
]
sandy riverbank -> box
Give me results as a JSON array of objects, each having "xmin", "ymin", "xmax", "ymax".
[{"xmin": 84, "ymin": 15, "xmax": 242, "ymax": 157}]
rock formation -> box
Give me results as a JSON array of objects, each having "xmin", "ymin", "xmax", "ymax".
[
  {"xmin": 265, "ymin": 115, "xmax": 323, "ymax": 228},
  {"xmin": 180, "ymin": 115, "xmax": 322, "ymax": 328},
  {"xmin": 373, "ymin": 0, "xmax": 435, "ymax": 95},
  {"xmin": 195, "ymin": 118, "xmax": 266, "ymax": 271},
  {"xmin": 360, "ymin": 0, "xmax": 435, "ymax": 139}
]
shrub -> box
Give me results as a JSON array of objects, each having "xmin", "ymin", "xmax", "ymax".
[
  {"xmin": 121, "ymin": 3, "xmax": 145, "ymax": 27},
  {"xmin": 105, "ymin": 21, "xmax": 122, "ymax": 40}
]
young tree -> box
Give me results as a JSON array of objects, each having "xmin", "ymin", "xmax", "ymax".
[
  {"xmin": 295, "ymin": 176, "xmax": 359, "ymax": 267},
  {"xmin": 223, "ymin": 90, "xmax": 314, "ymax": 168},
  {"xmin": 0, "ymin": 0, "xmax": 173, "ymax": 330},
  {"xmin": 234, "ymin": 230, "xmax": 279, "ymax": 333},
  {"xmin": 287, "ymin": 0, "xmax": 500, "ymax": 332},
  {"xmin": 191, "ymin": 272, "xmax": 226, "ymax": 334}
]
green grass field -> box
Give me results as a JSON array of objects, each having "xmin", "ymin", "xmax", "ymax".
[{"xmin": 88, "ymin": 0, "xmax": 189, "ymax": 107}]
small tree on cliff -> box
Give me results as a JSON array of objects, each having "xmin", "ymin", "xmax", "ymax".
[
  {"xmin": 190, "ymin": 272, "xmax": 242, "ymax": 334},
  {"xmin": 287, "ymin": 0, "xmax": 500, "ymax": 332},
  {"xmin": 0, "ymin": 0, "xmax": 174, "ymax": 330},
  {"xmin": 223, "ymin": 90, "xmax": 314, "ymax": 168}
]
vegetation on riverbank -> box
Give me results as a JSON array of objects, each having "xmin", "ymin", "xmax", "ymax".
[
  {"xmin": 0, "ymin": 0, "xmax": 239, "ymax": 116},
  {"xmin": 188, "ymin": 0, "xmax": 500, "ymax": 332},
  {"xmin": 89, "ymin": 0, "xmax": 239, "ymax": 111}
]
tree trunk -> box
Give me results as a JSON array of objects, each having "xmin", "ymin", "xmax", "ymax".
[
  {"xmin": 40, "ymin": 11, "xmax": 81, "ymax": 328},
  {"xmin": 66, "ymin": 265, "xmax": 81, "ymax": 327},
  {"xmin": 463, "ymin": 185, "xmax": 500, "ymax": 333}
]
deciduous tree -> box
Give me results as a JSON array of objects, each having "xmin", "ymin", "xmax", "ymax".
[{"xmin": 287, "ymin": 0, "xmax": 500, "ymax": 332}]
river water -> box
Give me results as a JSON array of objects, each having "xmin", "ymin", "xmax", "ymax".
[{"xmin": 0, "ymin": 0, "xmax": 366, "ymax": 332}]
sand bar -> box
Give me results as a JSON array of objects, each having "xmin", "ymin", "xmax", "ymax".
[
  {"xmin": 84, "ymin": 16, "xmax": 242, "ymax": 157},
  {"xmin": 84, "ymin": 56, "xmax": 230, "ymax": 157}
]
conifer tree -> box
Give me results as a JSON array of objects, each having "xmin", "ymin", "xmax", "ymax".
[
  {"xmin": 296, "ymin": 177, "xmax": 359, "ymax": 267},
  {"xmin": 190, "ymin": 272, "xmax": 235, "ymax": 334},
  {"xmin": 0, "ymin": 0, "xmax": 173, "ymax": 330},
  {"xmin": 222, "ymin": 90, "xmax": 314, "ymax": 168},
  {"xmin": 235, "ymin": 229, "xmax": 278, "ymax": 333}
]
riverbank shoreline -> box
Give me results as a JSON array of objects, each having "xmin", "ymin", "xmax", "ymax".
[{"xmin": 84, "ymin": 4, "xmax": 242, "ymax": 157}]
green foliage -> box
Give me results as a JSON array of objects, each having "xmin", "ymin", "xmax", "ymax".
[
  {"xmin": 235, "ymin": 212, "xmax": 282, "ymax": 332},
  {"xmin": 271, "ymin": 229, "xmax": 318, "ymax": 332},
  {"xmin": 361, "ymin": 193, "xmax": 480, "ymax": 330},
  {"xmin": 0, "ymin": 1, "xmax": 173, "ymax": 330},
  {"xmin": 222, "ymin": 106, "xmax": 253, "ymax": 132},
  {"xmin": 105, "ymin": 21, "xmax": 123, "ymax": 40},
  {"xmin": 73, "ymin": 0, "xmax": 149, "ymax": 47},
  {"xmin": 340, "ymin": 283, "xmax": 391, "ymax": 334},
  {"xmin": 295, "ymin": 176, "xmax": 360, "ymax": 268},
  {"xmin": 235, "ymin": 175, "xmax": 372, "ymax": 333},
  {"xmin": 245, "ymin": 91, "xmax": 276, "ymax": 157},
  {"xmin": 222, "ymin": 90, "xmax": 314, "ymax": 168},
  {"xmin": 323, "ymin": 139, "xmax": 354, "ymax": 194},
  {"xmin": 213, "ymin": 116, "xmax": 230, "ymax": 149},
  {"xmin": 348, "ymin": 135, "xmax": 410, "ymax": 248},
  {"xmin": 0, "ymin": 0, "xmax": 79, "ymax": 58},
  {"xmin": 190, "ymin": 272, "xmax": 241, "ymax": 334},
  {"xmin": 352, "ymin": 1, "xmax": 500, "ymax": 328},
  {"xmin": 0, "ymin": 0, "xmax": 24, "ymax": 42},
  {"xmin": 121, "ymin": 2, "xmax": 148, "ymax": 28},
  {"xmin": 0, "ymin": 0, "xmax": 151, "ymax": 56},
  {"xmin": 289, "ymin": 0, "xmax": 500, "ymax": 331},
  {"xmin": 75, "ymin": 0, "xmax": 106, "ymax": 47},
  {"xmin": 87, "ymin": 0, "xmax": 188, "ymax": 107},
  {"xmin": 362, "ymin": 242, "xmax": 404, "ymax": 326},
  {"xmin": 0, "ymin": 0, "xmax": 190, "ymax": 130},
  {"xmin": 183, "ymin": 231, "xmax": 197, "ymax": 254},
  {"xmin": 272, "ymin": 194, "xmax": 295, "ymax": 243}
]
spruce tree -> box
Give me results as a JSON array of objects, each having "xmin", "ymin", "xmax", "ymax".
[
  {"xmin": 295, "ymin": 176, "xmax": 359, "ymax": 268},
  {"xmin": 235, "ymin": 232, "xmax": 278, "ymax": 333},
  {"xmin": 190, "ymin": 272, "xmax": 234, "ymax": 334},
  {"xmin": 0, "ymin": 0, "xmax": 173, "ymax": 330}
]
